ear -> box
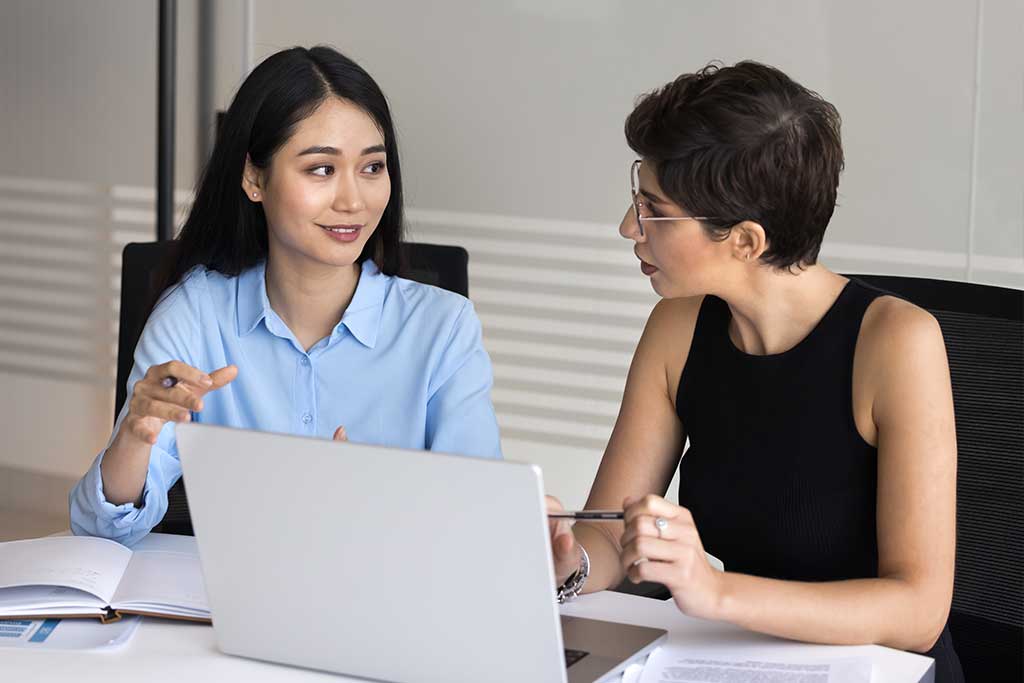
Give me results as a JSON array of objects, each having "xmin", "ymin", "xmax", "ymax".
[
  {"xmin": 241, "ymin": 155, "xmax": 263, "ymax": 203},
  {"xmin": 729, "ymin": 220, "xmax": 768, "ymax": 264}
]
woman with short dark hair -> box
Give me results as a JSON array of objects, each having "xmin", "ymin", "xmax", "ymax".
[
  {"xmin": 548, "ymin": 62, "xmax": 964, "ymax": 682},
  {"xmin": 71, "ymin": 46, "xmax": 502, "ymax": 546}
]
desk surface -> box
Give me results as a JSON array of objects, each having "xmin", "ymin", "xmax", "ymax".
[{"xmin": 5, "ymin": 591, "xmax": 933, "ymax": 682}]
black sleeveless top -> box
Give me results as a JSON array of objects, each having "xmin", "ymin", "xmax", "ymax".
[{"xmin": 675, "ymin": 279, "xmax": 964, "ymax": 683}]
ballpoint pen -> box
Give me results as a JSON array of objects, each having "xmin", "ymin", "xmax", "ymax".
[{"xmin": 547, "ymin": 510, "xmax": 624, "ymax": 521}]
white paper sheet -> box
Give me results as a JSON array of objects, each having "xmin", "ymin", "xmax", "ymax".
[
  {"xmin": 639, "ymin": 647, "xmax": 872, "ymax": 683},
  {"xmin": 622, "ymin": 661, "xmax": 646, "ymax": 683},
  {"xmin": 0, "ymin": 615, "xmax": 141, "ymax": 650}
]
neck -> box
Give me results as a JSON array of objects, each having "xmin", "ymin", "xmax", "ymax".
[
  {"xmin": 716, "ymin": 264, "xmax": 847, "ymax": 356},
  {"xmin": 264, "ymin": 248, "xmax": 362, "ymax": 351}
]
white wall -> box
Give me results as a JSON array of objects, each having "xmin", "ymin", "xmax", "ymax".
[
  {"xmin": 1, "ymin": 1, "xmax": 1020, "ymax": 513},
  {"xmin": 0, "ymin": 0, "xmax": 203, "ymax": 484}
]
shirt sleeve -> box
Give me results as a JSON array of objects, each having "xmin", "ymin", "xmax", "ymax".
[
  {"xmin": 69, "ymin": 281, "xmax": 201, "ymax": 546},
  {"xmin": 424, "ymin": 300, "xmax": 503, "ymax": 459}
]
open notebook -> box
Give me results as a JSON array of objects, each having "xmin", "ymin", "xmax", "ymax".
[{"xmin": 0, "ymin": 533, "xmax": 208, "ymax": 623}]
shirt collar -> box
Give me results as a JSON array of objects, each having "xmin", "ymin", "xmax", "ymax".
[
  {"xmin": 237, "ymin": 261, "xmax": 271, "ymax": 337},
  {"xmin": 236, "ymin": 259, "xmax": 386, "ymax": 349},
  {"xmin": 337, "ymin": 259, "xmax": 387, "ymax": 349}
]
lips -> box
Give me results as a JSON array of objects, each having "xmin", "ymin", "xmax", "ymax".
[
  {"xmin": 318, "ymin": 223, "xmax": 363, "ymax": 243},
  {"xmin": 635, "ymin": 252, "xmax": 658, "ymax": 276}
]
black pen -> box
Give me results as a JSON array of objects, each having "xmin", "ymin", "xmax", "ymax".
[{"xmin": 547, "ymin": 510, "xmax": 624, "ymax": 521}]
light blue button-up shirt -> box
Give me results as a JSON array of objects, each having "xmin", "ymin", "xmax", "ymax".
[{"xmin": 70, "ymin": 259, "xmax": 502, "ymax": 546}]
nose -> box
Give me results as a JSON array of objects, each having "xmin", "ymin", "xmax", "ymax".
[
  {"xmin": 332, "ymin": 173, "xmax": 366, "ymax": 213},
  {"xmin": 619, "ymin": 205, "xmax": 645, "ymax": 242}
]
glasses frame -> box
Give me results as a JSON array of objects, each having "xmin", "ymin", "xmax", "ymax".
[{"xmin": 630, "ymin": 159, "xmax": 722, "ymax": 236}]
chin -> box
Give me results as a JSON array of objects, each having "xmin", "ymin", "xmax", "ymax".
[
  {"xmin": 650, "ymin": 275, "xmax": 692, "ymax": 300},
  {"xmin": 648, "ymin": 273, "xmax": 673, "ymax": 298}
]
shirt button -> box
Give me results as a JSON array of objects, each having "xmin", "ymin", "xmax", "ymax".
[
  {"xmin": 301, "ymin": 413, "xmax": 312, "ymax": 424},
  {"xmin": 300, "ymin": 357, "xmax": 310, "ymax": 366}
]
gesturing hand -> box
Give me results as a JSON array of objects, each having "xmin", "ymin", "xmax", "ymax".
[
  {"xmin": 122, "ymin": 361, "xmax": 238, "ymax": 446},
  {"xmin": 620, "ymin": 494, "xmax": 724, "ymax": 620}
]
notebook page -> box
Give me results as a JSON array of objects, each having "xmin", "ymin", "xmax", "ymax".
[
  {"xmin": 0, "ymin": 536, "xmax": 132, "ymax": 604},
  {"xmin": 111, "ymin": 544, "xmax": 209, "ymax": 615},
  {"xmin": 0, "ymin": 585, "xmax": 106, "ymax": 615}
]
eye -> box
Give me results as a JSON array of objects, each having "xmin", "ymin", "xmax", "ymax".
[
  {"xmin": 637, "ymin": 198, "xmax": 658, "ymax": 218},
  {"xmin": 363, "ymin": 160, "xmax": 386, "ymax": 175},
  {"xmin": 309, "ymin": 165, "xmax": 334, "ymax": 177}
]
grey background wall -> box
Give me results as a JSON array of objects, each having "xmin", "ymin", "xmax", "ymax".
[{"xmin": 1, "ymin": 0, "xmax": 1021, "ymax": 520}]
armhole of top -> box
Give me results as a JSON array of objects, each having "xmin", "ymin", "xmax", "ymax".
[
  {"xmin": 848, "ymin": 284, "xmax": 897, "ymax": 450},
  {"xmin": 674, "ymin": 295, "xmax": 718, "ymax": 415}
]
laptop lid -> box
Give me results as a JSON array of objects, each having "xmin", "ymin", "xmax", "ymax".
[{"xmin": 177, "ymin": 423, "xmax": 568, "ymax": 683}]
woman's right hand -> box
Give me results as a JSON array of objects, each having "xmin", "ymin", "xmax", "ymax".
[
  {"xmin": 120, "ymin": 361, "xmax": 238, "ymax": 446},
  {"xmin": 546, "ymin": 495, "xmax": 583, "ymax": 586}
]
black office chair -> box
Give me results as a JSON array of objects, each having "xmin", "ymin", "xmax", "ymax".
[
  {"xmin": 114, "ymin": 240, "xmax": 471, "ymax": 536},
  {"xmin": 846, "ymin": 275, "xmax": 1023, "ymax": 683}
]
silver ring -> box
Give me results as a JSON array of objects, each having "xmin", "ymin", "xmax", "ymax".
[
  {"xmin": 654, "ymin": 516, "xmax": 668, "ymax": 538},
  {"xmin": 631, "ymin": 557, "xmax": 648, "ymax": 568}
]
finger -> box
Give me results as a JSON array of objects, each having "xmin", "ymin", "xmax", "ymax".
[
  {"xmin": 623, "ymin": 494, "xmax": 683, "ymax": 525},
  {"xmin": 545, "ymin": 496, "xmax": 568, "ymax": 537},
  {"xmin": 130, "ymin": 394, "xmax": 192, "ymax": 423},
  {"xmin": 210, "ymin": 364, "xmax": 238, "ymax": 386},
  {"xmin": 553, "ymin": 535, "xmax": 581, "ymax": 581},
  {"xmin": 126, "ymin": 415, "xmax": 164, "ymax": 446},
  {"xmin": 554, "ymin": 532, "xmax": 576, "ymax": 561},
  {"xmin": 620, "ymin": 514, "xmax": 677, "ymax": 547},
  {"xmin": 620, "ymin": 536, "xmax": 678, "ymax": 569},
  {"xmin": 195, "ymin": 365, "xmax": 239, "ymax": 398},
  {"xmin": 627, "ymin": 554, "xmax": 678, "ymax": 586},
  {"xmin": 155, "ymin": 360, "xmax": 214, "ymax": 388},
  {"xmin": 136, "ymin": 380, "xmax": 204, "ymax": 412},
  {"xmin": 333, "ymin": 425, "xmax": 348, "ymax": 441}
]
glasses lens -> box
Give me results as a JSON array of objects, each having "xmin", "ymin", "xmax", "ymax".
[{"xmin": 630, "ymin": 161, "xmax": 644, "ymax": 236}]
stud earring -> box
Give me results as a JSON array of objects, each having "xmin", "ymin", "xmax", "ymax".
[{"xmin": 252, "ymin": 192, "xmax": 258, "ymax": 199}]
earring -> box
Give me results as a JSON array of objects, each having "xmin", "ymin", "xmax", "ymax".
[{"xmin": 252, "ymin": 192, "xmax": 258, "ymax": 199}]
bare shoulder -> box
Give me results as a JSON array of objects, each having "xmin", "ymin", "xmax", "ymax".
[
  {"xmin": 639, "ymin": 296, "xmax": 703, "ymax": 357},
  {"xmin": 859, "ymin": 295, "xmax": 945, "ymax": 358},
  {"xmin": 856, "ymin": 294, "xmax": 951, "ymax": 430},
  {"xmin": 638, "ymin": 296, "xmax": 705, "ymax": 400}
]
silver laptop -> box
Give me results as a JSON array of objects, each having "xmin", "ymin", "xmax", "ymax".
[{"xmin": 176, "ymin": 423, "xmax": 665, "ymax": 683}]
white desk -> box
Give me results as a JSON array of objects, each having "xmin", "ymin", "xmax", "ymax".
[{"xmin": 4, "ymin": 590, "xmax": 932, "ymax": 682}]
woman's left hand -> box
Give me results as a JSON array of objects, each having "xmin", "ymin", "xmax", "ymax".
[{"xmin": 620, "ymin": 494, "xmax": 725, "ymax": 620}]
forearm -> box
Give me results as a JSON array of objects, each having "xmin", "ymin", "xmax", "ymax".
[
  {"xmin": 99, "ymin": 429, "xmax": 152, "ymax": 506},
  {"xmin": 715, "ymin": 572, "xmax": 947, "ymax": 652},
  {"xmin": 574, "ymin": 522, "xmax": 626, "ymax": 593}
]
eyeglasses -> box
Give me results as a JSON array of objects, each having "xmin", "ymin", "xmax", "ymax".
[{"xmin": 630, "ymin": 159, "xmax": 721, "ymax": 237}]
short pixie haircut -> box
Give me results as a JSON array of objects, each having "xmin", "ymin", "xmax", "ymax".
[{"xmin": 625, "ymin": 61, "xmax": 843, "ymax": 269}]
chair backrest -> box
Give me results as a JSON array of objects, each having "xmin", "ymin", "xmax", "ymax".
[
  {"xmin": 848, "ymin": 274, "xmax": 1023, "ymax": 682},
  {"xmin": 115, "ymin": 240, "xmax": 471, "ymax": 536}
]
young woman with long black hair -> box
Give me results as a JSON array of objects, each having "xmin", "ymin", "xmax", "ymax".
[{"xmin": 71, "ymin": 46, "xmax": 501, "ymax": 546}]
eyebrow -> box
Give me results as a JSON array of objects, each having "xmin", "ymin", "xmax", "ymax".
[
  {"xmin": 639, "ymin": 188, "xmax": 669, "ymax": 205},
  {"xmin": 296, "ymin": 144, "xmax": 386, "ymax": 157}
]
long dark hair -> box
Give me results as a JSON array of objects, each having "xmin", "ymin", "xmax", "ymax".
[{"xmin": 151, "ymin": 45, "xmax": 405, "ymax": 313}]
